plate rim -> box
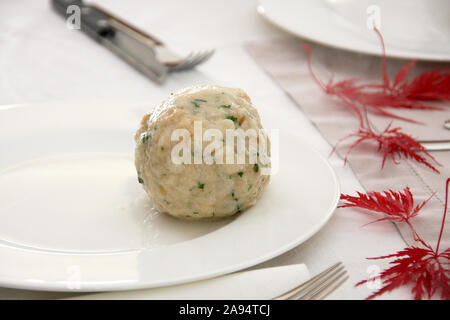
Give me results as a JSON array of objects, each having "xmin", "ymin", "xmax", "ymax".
[{"xmin": 257, "ymin": 0, "xmax": 450, "ymax": 62}]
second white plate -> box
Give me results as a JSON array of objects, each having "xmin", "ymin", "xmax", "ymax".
[
  {"xmin": 0, "ymin": 101, "xmax": 340, "ymax": 292},
  {"xmin": 258, "ymin": 0, "xmax": 450, "ymax": 61}
]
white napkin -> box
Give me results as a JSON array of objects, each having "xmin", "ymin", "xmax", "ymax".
[{"xmin": 68, "ymin": 264, "xmax": 309, "ymax": 300}]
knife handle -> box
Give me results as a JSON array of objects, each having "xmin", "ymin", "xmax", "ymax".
[
  {"xmin": 52, "ymin": 0, "xmax": 115, "ymax": 40},
  {"xmin": 51, "ymin": 0, "xmax": 168, "ymax": 84},
  {"xmin": 90, "ymin": 3, "xmax": 164, "ymax": 46},
  {"xmin": 51, "ymin": 0, "xmax": 83, "ymax": 17}
]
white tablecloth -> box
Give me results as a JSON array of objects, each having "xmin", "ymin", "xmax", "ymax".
[{"xmin": 0, "ymin": 0, "xmax": 412, "ymax": 299}]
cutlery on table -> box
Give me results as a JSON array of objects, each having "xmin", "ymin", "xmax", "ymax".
[
  {"xmin": 274, "ymin": 262, "xmax": 347, "ymax": 300},
  {"xmin": 418, "ymin": 121, "xmax": 450, "ymax": 151},
  {"xmin": 444, "ymin": 120, "xmax": 450, "ymax": 130},
  {"xmin": 419, "ymin": 140, "xmax": 450, "ymax": 152},
  {"xmin": 67, "ymin": 262, "xmax": 347, "ymax": 300},
  {"xmin": 52, "ymin": 0, "xmax": 214, "ymax": 84}
]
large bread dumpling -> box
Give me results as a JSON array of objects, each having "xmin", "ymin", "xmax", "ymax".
[{"xmin": 134, "ymin": 85, "xmax": 270, "ymax": 219}]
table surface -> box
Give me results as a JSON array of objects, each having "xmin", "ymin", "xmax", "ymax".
[{"xmin": 0, "ymin": 0, "xmax": 412, "ymax": 299}]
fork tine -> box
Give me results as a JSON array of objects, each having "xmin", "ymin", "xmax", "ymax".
[
  {"xmin": 196, "ymin": 50, "xmax": 214, "ymax": 64},
  {"xmin": 170, "ymin": 52, "xmax": 195, "ymax": 71},
  {"xmin": 309, "ymin": 273, "xmax": 349, "ymax": 300},
  {"xmin": 179, "ymin": 51, "xmax": 206, "ymax": 69},
  {"xmin": 170, "ymin": 52, "xmax": 198, "ymax": 71},
  {"xmin": 290, "ymin": 265, "xmax": 346, "ymax": 300},
  {"xmin": 190, "ymin": 50, "xmax": 211, "ymax": 68},
  {"xmin": 297, "ymin": 269, "xmax": 348, "ymax": 300},
  {"xmin": 170, "ymin": 50, "xmax": 214, "ymax": 71},
  {"xmin": 183, "ymin": 51, "xmax": 204, "ymax": 68},
  {"xmin": 273, "ymin": 262, "xmax": 342, "ymax": 300}
]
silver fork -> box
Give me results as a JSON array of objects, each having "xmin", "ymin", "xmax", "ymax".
[
  {"xmin": 106, "ymin": 18, "xmax": 215, "ymax": 72},
  {"xmin": 52, "ymin": 0, "xmax": 214, "ymax": 83},
  {"xmin": 168, "ymin": 50, "xmax": 215, "ymax": 71},
  {"xmin": 274, "ymin": 262, "xmax": 348, "ymax": 300}
]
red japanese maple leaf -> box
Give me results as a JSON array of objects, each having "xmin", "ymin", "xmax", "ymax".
[
  {"xmin": 353, "ymin": 178, "xmax": 450, "ymax": 300},
  {"xmin": 332, "ymin": 118, "xmax": 440, "ymax": 173},
  {"xmin": 302, "ymin": 28, "xmax": 449, "ymax": 126},
  {"xmin": 375, "ymin": 28, "xmax": 450, "ymax": 102},
  {"xmin": 339, "ymin": 186, "xmax": 433, "ymax": 240},
  {"xmin": 304, "ymin": 28, "xmax": 444, "ymax": 173}
]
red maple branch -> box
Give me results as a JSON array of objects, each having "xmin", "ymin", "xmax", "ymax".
[
  {"xmin": 351, "ymin": 178, "xmax": 450, "ymax": 300},
  {"xmin": 302, "ymin": 28, "xmax": 449, "ymax": 125},
  {"xmin": 332, "ymin": 121, "xmax": 441, "ymax": 173}
]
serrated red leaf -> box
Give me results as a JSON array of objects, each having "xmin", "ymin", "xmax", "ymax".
[
  {"xmin": 339, "ymin": 187, "xmax": 433, "ymax": 242},
  {"xmin": 333, "ymin": 121, "xmax": 440, "ymax": 173},
  {"xmin": 357, "ymin": 246, "xmax": 449, "ymax": 300},
  {"xmin": 393, "ymin": 60, "xmax": 417, "ymax": 88},
  {"xmin": 354, "ymin": 178, "xmax": 450, "ymax": 300},
  {"xmin": 303, "ymin": 28, "xmax": 449, "ymax": 124},
  {"xmin": 401, "ymin": 67, "xmax": 450, "ymax": 101}
]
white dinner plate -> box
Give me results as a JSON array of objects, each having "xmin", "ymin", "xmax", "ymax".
[
  {"xmin": 0, "ymin": 101, "xmax": 339, "ymax": 292},
  {"xmin": 258, "ymin": 0, "xmax": 450, "ymax": 61}
]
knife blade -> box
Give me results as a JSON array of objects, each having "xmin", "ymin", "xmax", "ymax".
[{"xmin": 419, "ymin": 140, "xmax": 450, "ymax": 152}]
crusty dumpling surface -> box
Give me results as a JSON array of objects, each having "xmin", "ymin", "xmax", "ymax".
[{"xmin": 134, "ymin": 85, "xmax": 270, "ymax": 219}]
